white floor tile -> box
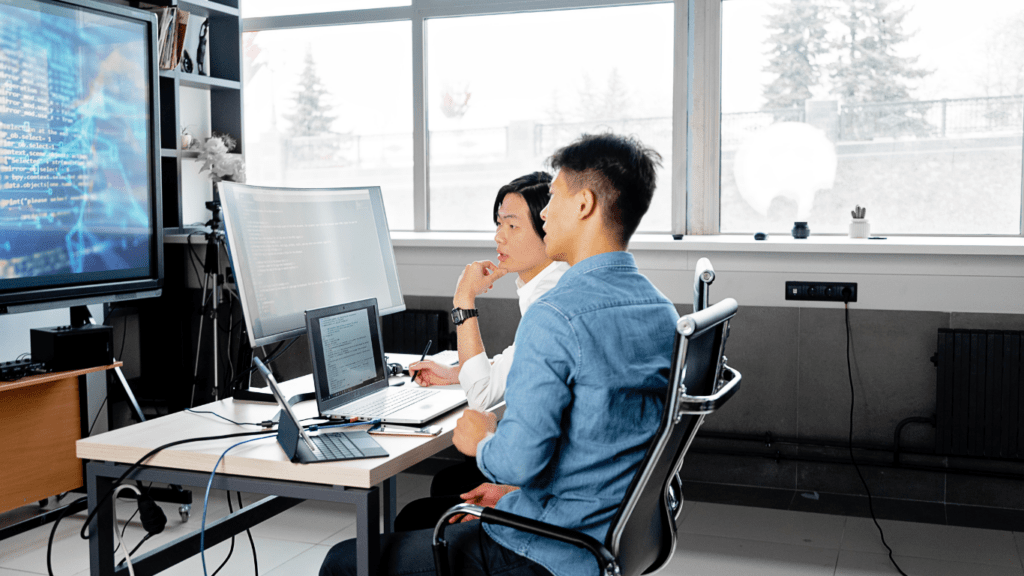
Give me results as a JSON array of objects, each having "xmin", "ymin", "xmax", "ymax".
[
  {"xmin": 0, "ymin": 510, "xmax": 92, "ymax": 575},
  {"xmin": 678, "ymin": 502, "xmax": 847, "ymax": 549},
  {"xmin": 841, "ymin": 516, "xmax": 1021, "ymax": 567},
  {"xmin": 835, "ymin": 549, "xmax": 1024, "ymax": 576},
  {"xmin": 157, "ymin": 536, "xmax": 314, "ymax": 576},
  {"xmin": 665, "ymin": 533, "xmax": 839, "ymax": 576},
  {"xmin": 0, "ymin": 569, "xmax": 45, "ymax": 576},
  {"xmin": 263, "ymin": 544, "xmax": 332, "ymax": 576}
]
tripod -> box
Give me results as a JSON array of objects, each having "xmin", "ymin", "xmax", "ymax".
[{"xmin": 190, "ymin": 200, "xmax": 228, "ymax": 406}]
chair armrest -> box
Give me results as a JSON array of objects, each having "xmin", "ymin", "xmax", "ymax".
[
  {"xmin": 432, "ymin": 504, "xmax": 619, "ymax": 576},
  {"xmin": 677, "ymin": 364, "xmax": 742, "ymax": 415}
]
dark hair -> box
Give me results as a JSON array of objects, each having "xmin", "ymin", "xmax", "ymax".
[
  {"xmin": 547, "ymin": 133, "xmax": 662, "ymax": 245},
  {"xmin": 492, "ymin": 171, "xmax": 553, "ymax": 238}
]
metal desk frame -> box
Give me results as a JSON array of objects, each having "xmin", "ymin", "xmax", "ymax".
[{"xmin": 86, "ymin": 460, "xmax": 398, "ymax": 576}]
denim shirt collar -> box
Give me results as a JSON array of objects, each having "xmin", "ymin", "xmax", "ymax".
[{"xmin": 559, "ymin": 251, "xmax": 637, "ymax": 284}]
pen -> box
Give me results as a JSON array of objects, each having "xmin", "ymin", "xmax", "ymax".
[{"xmin": 409, "ymin": 339, "xmax": 432, "ymax": 383}]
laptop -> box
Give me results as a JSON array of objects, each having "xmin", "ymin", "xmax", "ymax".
[
  {"xmin": 260, "ymin": 360, "xmax": 389, "ymax": 463},
  {"xmin": 305, "ymin": 298, "xmax": 467, "ymax": 425}
]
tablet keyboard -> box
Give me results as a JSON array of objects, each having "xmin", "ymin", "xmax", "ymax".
[{"xmin": 313, "ymin": 432, "xmax": 365, "ymax": 461}]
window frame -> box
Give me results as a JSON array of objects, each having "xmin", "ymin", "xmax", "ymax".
[{"xmin": 242, "ymin": 0, "xmax": 1024, "ymax": 238}]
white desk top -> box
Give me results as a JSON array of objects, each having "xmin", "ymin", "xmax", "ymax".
[{"xmin": 77, "ymin": 374, "xmax": 498, "ymax": 489}]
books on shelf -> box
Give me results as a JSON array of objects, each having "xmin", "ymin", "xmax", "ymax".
[{"xmin": 150, "ymin": 6, "xmax": 190, "ymax": 70}]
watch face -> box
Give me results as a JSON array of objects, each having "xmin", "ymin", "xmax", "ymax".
[{"xmin": 450, "ymin": 309, "xmax": 460, "ymax": 325}]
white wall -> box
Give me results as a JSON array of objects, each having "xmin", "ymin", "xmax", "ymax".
[{"xmin": 390, "ymin": 233, "xmax": 1024, "ymax": 314}]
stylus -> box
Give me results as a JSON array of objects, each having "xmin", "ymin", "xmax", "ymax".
[{"xmin": 408, "ymin": 339, "xmax": 432, "ymax": 383}]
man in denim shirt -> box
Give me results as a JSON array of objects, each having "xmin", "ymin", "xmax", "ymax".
[{"xmin": 321, "ymin": 133, "xmax": 676, "ymax": 576}]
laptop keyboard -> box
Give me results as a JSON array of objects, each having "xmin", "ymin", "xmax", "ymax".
[
  {"xmin": 343, "ymin": 387, "xmax": 437, "ymax": 418},
  {"xmin": 313, "ymin": 432, "xmax": 366, "ymax": 461}
]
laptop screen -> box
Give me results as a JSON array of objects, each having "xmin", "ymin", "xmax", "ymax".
[{"xmin": 306, "ymin": 299, "xmax": 388, "ymax": 406}]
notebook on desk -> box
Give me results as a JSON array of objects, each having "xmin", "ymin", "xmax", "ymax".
[{"xmin": 305, "ymin": 298, "xmax": 467, "ymax": 425}]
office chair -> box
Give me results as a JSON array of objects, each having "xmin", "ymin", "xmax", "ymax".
[{"xmin": 432, "ymin": 297, "xmax": 741, "ymax": 576}]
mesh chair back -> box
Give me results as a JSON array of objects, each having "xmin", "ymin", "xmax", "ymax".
[{"xmin": 604, "ymin": 298, "xmax": 738, "ymax": 576}]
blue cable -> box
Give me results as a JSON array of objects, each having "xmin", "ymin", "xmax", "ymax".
[
  {"xmin": 199, "ymin": 420, "xmax": 380, "ymax": 575},
  {"xmin": 201, "ymin": 435, "xmax": 273, "ymax": 576}
]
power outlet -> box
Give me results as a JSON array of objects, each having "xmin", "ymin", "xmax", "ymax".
[{"xmin": 785, "ymin": 281, "xmax": 858, "ymax": 302}]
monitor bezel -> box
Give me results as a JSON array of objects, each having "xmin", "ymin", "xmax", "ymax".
[
  {"xmin": 0, "ymin": 0, "xmax": 164, "ymax": 315},
  {"xmin": 218, "ymin": 183, "xmax": 406, "ymax": 348}
]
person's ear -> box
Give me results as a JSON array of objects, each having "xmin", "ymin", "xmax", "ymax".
[{"xmin": 577, "ymin": 188, "xmax": 597, "ymax": 220}]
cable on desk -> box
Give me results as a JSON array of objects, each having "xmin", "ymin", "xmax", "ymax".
[{"xmin": 186, "ymin": 408, "xmax": 264, "ymax": 427}]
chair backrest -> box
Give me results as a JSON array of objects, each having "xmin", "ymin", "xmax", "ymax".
[
  {"xmin": 693, "ymin": 257, "xmax": 715, "ymax": 312},
  {"xmin": 604, "ymin": 298, "xmax": 740, "ymax": 576}
]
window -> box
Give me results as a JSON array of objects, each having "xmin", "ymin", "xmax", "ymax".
[
  {"xmin": 426, "ymin": 5, "xmax": 674, "ymax": 231},
  {"xmin": 242, "ymin": 22, "xmax": 414, "ymax": 229},
  {"xmin": 719, "ymin": 0, "xmax": 1024, "ymax": 235},
  {"xmin": 242, "ymin": 0, "xmax": 410, "ymax": 18}
]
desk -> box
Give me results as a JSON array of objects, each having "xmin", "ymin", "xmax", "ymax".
[
  {"xmin": 77, "ymin": 373, "xmax": 497, "ymax": 576},
  {"xmin": 0, "ymin": 363, "xmax": 120, "ymax": 515}
]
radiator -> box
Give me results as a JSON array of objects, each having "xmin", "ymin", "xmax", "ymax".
[
  {"xmin": 934, "ymin": 329, "xmax": 1023, "ymax": 458},
  {"xmin": 381, "ymin": 309, "xmax": 452, "ymax": 355}
]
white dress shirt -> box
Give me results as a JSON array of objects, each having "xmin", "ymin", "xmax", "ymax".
[{"xmin": 458, "ymin": 260, "xmax": 570, "ymax": 410}]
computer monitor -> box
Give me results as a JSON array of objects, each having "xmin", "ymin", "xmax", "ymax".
[
  {"xmin": 0, "ymin": 0, "xmax": 164, "ymax": 315},
  {"xmin": 218, "ymin": 183, "xmax": 405, "ymax": 348}
]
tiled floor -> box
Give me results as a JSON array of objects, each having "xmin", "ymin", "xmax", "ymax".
[{"xmin": 3, "ymin": 473, "xmax": 1024, "ymax": 576}]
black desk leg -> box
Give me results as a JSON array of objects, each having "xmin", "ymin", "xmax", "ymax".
[
  {"xmin": 87, "ymin": 463, "xmax": 115, "ymax": 576},
  {"xmin": 382, "ymin": 477, "xmax": 397, "ymax": 535},
  {"xmin": 355, "ymin": 486, "xmax": 380, "ymax": 576}
]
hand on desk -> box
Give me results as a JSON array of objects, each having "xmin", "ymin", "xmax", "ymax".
[
  {"xmin": 453, "ymin": 409, "xmax": 497, "ymax": 456},
  {"xmin": 408, "ymin": 360, "xmax": 459, "ymax": 386},
  {"xmin": 450, "ymin": 483, "xmax": 519, "ymax": 523}
]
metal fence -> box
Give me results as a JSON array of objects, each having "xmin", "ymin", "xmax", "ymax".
[
  {"xmin": 721, "ymin": 108, "xmax": 804, "ymax": 147},
  {"xmin": 839, "ymin": 95, "xmax": 1024, "ymax": 141}
]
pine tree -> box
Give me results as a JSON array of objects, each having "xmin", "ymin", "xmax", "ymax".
[
  {"xmin": 761, "ymin": 0, "xmax": 830, "ymax": 111},
  {"xmin": 283, "ymin": 47, "xmax": 337, "ymax": 137},
  {"xmin": 828, "ymin": 0, "xmax": 932, "ymax": 138},
  {"xmin": 577, "ymin": 69, "xmax": 630, "ymax": 121}
]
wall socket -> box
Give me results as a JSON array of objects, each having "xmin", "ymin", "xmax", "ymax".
[{"xmin": 785, "ymin": 281, "xmax": 858, "ymax": 302}]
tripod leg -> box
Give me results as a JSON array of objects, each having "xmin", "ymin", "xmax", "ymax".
[
  {"xmin": 111, "ymin": 364, "xmax": 146, "ymax": 423},
  {"xmin": 190, "ymin": 273, "xmax": 213, "ymax": 407}
]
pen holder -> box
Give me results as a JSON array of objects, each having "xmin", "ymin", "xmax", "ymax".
[{"xmin": 849, "ymin": 218, "xmax": 870, "ymax": 239}]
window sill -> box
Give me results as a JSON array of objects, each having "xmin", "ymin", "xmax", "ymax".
[{"xmin": 392, "ymin": 231, "xmax": 1024, "ymax": 257}]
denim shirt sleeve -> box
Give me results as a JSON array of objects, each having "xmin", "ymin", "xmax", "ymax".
[{"xmin": 478, "ymin": 302, "xmax": 576, "ymax": 487}]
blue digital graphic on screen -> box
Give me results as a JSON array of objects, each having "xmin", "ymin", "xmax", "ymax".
[{"xmin": 0, "ymin": 0, "xmax": 153, "ymax": 288}]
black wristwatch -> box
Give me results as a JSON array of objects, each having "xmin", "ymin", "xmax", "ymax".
[{"xmin": 450, "ymin": 307, "xmax": 479, "ymax": 326}]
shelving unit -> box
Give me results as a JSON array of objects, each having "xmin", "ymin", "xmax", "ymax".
[{"xmin": 149, "ymin": 0, "xmax": 243, "ymax": 229}]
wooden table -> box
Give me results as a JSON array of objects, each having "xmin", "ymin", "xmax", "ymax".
[
  {"xmin": 77, "ymin": 372, "xmax": 498, "ymax": 576},
  {"xmin": 1, "ymin": 363, "xmax": 121, "ymax": 515}
]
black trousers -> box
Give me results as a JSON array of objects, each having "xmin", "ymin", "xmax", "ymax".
[
  {"xmin": 395, "ymin": 459, "xmax": 489, "ymax": 532},
  {"xmin": 319, "ymin": 521, "xmax": 553, "ymax": 576}
]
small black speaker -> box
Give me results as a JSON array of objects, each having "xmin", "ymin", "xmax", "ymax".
[{"xmin": 30, "ymin": 324, "xmax": 113, "ymax": 372}]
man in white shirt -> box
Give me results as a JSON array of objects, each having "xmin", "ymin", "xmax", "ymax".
[
  {"xmin": 409, "ymin": 172, "xmax": 569, "ymax": 410},
  {"xmin": 395, "ymin": 172, "xmax": 568, "ymax": 532}
]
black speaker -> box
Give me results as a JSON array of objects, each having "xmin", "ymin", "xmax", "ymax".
[{"xmin": 30, "ymin": 324, "xmax": 113, "ymax": 372}]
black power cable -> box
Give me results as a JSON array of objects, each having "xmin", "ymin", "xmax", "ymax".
[
  {"xmin": 239, "ymin": 491, "xmax": 258, "ymax": 576},
  {"xmin": 845, "ymin": 301, "xmax": 908, "ymax": 576},
  {"xmin": 210, "ymin": 490, "xmax": 237, "ymax": 576}
]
